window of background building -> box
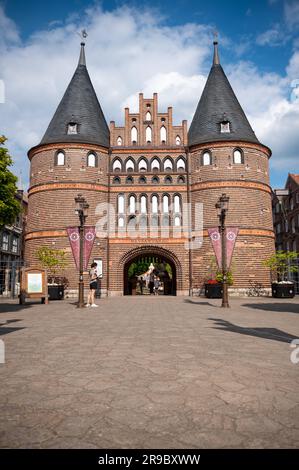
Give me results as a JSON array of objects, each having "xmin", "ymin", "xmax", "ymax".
[
  {"xmin": 12, "ymin": 237, "xmax": 18, "ymax": 253},
  {"xmin": 2, "ymin": 233, "xmax": 9, "ymax": 251}
]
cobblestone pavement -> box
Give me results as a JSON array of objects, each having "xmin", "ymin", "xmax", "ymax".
[{"xmin": 0, "ymin": 296, "xmax": 299, "ymax": 449}]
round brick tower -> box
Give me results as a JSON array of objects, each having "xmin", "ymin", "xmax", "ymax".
[
  {"xmin": 25, "ymin": 43, "xmax": 110, "ymax": 296},
  {"xmin": 188, "ymin": 40, "xmax": 275, "ymax": 294}
]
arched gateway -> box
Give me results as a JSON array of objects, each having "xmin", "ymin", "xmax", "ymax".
[{"xmin": 119, "ymin": 246, "xmax": 182, "ymax": 296}]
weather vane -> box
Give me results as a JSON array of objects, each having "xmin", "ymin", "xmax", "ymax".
[{"xmin": 77, "ymin": 29, "xmax": 88, "ymax": 42}]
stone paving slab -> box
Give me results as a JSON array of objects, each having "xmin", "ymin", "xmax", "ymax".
[{"xmin": 0, "ymin": 296, "xmax": 299, "ymax": 448}]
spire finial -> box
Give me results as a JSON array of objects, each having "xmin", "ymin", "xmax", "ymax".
[
  {"xmin": 77, "ymin": 29, "xmax": 88, "ymax": 66},
  {"xmin": 213, "ymin": 31, "xmax": 220, "ymax": 66}
]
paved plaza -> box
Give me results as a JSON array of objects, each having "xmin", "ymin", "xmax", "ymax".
[{"xmin": 0, "ymin": 296, "xmax": 299, "ymax": 449}]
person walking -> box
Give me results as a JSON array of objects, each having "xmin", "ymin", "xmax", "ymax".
[
  {"xmin": 149, "ymin": 271, "xmax": 155, "ymax": 295},
  {"xmin": 139, "ymin": 276, "xmax": 144, "ymax": 295},
  {"xmin": 86, "ymin": 262, "xmax": 99, "ymax": 307},
  {"xmin": 154, "ymin": 276, "xmax": 160, "ymax": 295}
]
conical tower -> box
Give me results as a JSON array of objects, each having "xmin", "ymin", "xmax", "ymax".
[
  {"xmin": 26, "ymin": 43, "xmax": 110, "ymax": 296},
  {"xmin": 40, "ymin": 43, "xmax": 109, "ymax": 148},
  {"xmin": 188, "ymin": 39, "xmax": 275, "ymax": 293}
]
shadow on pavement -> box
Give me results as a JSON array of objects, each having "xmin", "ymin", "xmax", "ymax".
[
  {"xmin": 184, "ymin": 299, "xmax": 217, "ymax": 307},
  {"xmin": 0, "ymin": 319, "xmax": 25, "ymax": 336},
  {"xmin": 242, "ymin": 302, "xmax": 299, "ymax": 314},
  {"xmin": 209, "ymin": 317, "xmax": 298, "ymax": 343},
  {"xmin": 0, "ymin": 303, "xmax": 33, "ymax": 314}
]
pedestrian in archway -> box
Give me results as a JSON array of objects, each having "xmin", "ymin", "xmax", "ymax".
[{"xmin": 149, "ymin": 271, "xmax": 155, "ymax": 295}]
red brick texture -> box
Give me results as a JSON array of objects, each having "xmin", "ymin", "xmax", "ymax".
[{"xmin": 25, "ymin": 95, "xmax": 275, "ymax": 296}]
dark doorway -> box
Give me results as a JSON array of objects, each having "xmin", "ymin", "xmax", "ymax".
[{"xmin": 124, "ymin": 254, "xmax": 176, "ymax": 296}]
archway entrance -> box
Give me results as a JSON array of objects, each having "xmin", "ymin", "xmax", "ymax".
[{"xmin": 124, "ymin": 254, "xmax": 176, "ymax": 296}]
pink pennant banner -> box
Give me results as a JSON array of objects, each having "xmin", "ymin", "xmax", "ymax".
[
  {"xmin": 67, "ymin": 227, "xmax": 80, "ymax": 270},
  {"xmin": 83, "ymin": 226, "xmax": 96, "ymax": 270},
  {"xmin": 208, "ymin": 228, "xmax": 222, "ymax": 268},
  {"xmin": 226, "ymin": 227, "xmax": 239, "ymax": 268},
  {"xmin": 208, "ymin": 227, "xmax": 239, "ymax": 269}
]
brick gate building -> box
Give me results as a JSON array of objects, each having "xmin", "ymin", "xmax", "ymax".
[{"xmin": 25, "ymin": 40, "xmax": 275, "ymax": 296}]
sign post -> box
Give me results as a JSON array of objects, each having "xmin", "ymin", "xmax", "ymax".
[{"xmin": 19, "ymin": 268, "xmax": 48, "ymax": 304}]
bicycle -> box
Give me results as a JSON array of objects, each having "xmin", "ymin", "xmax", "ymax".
[{"xmin": 246, "ymin": 280, "xmax": 267, "ymax": 297}]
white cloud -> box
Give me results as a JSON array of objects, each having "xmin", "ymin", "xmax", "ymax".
[
  {"xmin": 284, "ymin": 1, "xmax": 299, "ymax": 29},
  {"xmin": 0, "ymin": 3, "xmax": 298, "ymax": 189},
  {"xmin": 256, "ymin": 25, "xmax": 289, "ymax": 46}
]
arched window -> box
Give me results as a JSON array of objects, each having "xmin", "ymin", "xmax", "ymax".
[
  {"xmin": 164, "ymin": 158, "xmax": 173, "ymax": 171},
  {"xmin": 126, "ymin": 176, "xmax": 134, "ymax": 184},
  {"xmin": 87, "ymin": 153, "xmax": 97, "ymax": 167},
  {"xmin": 126, "ymin": 159, "xmax": 135, "ymax": 172},
  {"xmin": 138, "ymin": 158, "xmax": 147, "ymax": 172},
  {"xmin": 152, "ymin": 176, "xmax": 159, "ymax": 184},
  {"xmin": 56, "ymin": 151, "xmax": 65, "ymax": 166},
  {"xmin": 202, "ymin": 151, "xmax": 212, "ymax": 166},
  {"xmin": 140, "ymin": 215, "xmax": 147, "ymax": 229},
  {"xmin": 145, "ymin": 111, "xmax": 151, "ymax": 121},
  {"xmin": 164, "ymin": 176, "xmax": 172, "ymax": 184},
  {"xmin": 139, "ymin": 176, "xmax": 147, "ymax": 184},
  {"xmin": 233, "ymin": 149, "xmax": 244, "ymax": 164},
  {"xmin": 113, "ymin": 159, "xmax": 122, "ymax": 172},
  {"xmin": 118, "ymin": 194, "xmax": 125, "ymax": 214},
  {"xmin": 162, "ymin": 214, "xmax": 169, "ymax": 227},
  {"xmin": 177, "ymin": 175, "xmax": 185, "ymax": 184},
  {"xmin": 151, "ymin": 158, "xmax": 160, "ymax": 171},
  {"xmin": 151, "ymin": 214, "xmax": 159, "ymax": 228},
  {"xmin": 174, "ymin": 215, "xmax": 181, "ymax": 227},
  {"xmin": 117, "ymin": 136, "xmax": 122, "ymax": 146},
  {"xmin": 174, "ymin": 195, "xmax": 181, "ymax": 213},
  {"xmin": 160, "ymin": 126, "xmax": 167, "ymax": 143},
  {"xmin": 128, "ymin": 215, "xmax": 137, "ymax": 230},
  {"xmin": 177, "ymin": 157, "xmax": 185, "ymax": 171},
  {"xmin": 163, "ymin": 195, "xmax": 169, "ymax": 213},
  {"xmin": 129, "ymin": 195, "xmax": 136, "ymax": 214},
  {"xmin": 131, "ymin": 126, "xmax": 138, "ymax": 144},
  {"xmin": 140, "ymin": 195, "xmax": 147, "ymax": 213},
  {"xmin": 151, "ymin": 195, "xmax": 158, "ymax": 213},
  {"xmin": 175, "ymin": 136, "xmax": 181, "ymax": 145},
  {"xmin": 113, "ymin": 176, "xmax": 121, "ymax": 184},
  {"xmin": 118, "ymin": 216, "xmax": 125, "ymax": 228},
  {"xmin": 146, "ymin": 126, "xmax": 152, "ymax": 143}
]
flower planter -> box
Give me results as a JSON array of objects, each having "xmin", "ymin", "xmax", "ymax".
[
  {"xmin": 48, "ymin": 285, "xmax": 64, "ymax": 300},
  {"xmin": 205, "ymin": 283, "xmax": 223, "ymax": 299},
  {"xmin": 271, "ymin": 282, "xmax": 295, "ymax": 298}
]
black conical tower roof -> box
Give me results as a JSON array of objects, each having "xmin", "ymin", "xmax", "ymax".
[
  {"xmin": 188, "ymin": 41, "xmax": 259, "ymax": 147},
  {"xmin": 40, "ymin": 43, "xmax": 109, "ymax": 148}
]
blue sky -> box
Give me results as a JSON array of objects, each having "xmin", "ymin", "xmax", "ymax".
[{"xmin": 0, "ymin": 0, "xmax": 298, "ymax": 188}]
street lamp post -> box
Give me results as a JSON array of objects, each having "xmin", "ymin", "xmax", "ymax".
[
  {"xmin": 75, "ymin": 194, "xmax": 89, "ymax": 308},
  {"xmin": 215, "ymin": 193, "xmax": 230, "ymax": 308}
]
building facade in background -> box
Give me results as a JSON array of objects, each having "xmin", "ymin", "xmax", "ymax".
[
  {"xmin": 25, "ymin": 41, "xmax": 275, "ymax": 296},
  {"xmin": 272, "ymin": 174, "xmax": 299, "ymax": 253},
  {"xmin": 0, "ymin": 190, "xmax": 28, "ymax": 296}
]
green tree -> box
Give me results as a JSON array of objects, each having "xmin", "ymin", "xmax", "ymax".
[
  {"xmin": 37, "ymin": 246, "xmax": 68, "ymax": 284},
  {"xmin": 0, "ymin": 136, "xmax": 21, "ymax": 227},
  {"xmin": 263, "ymin": 250, "xmax": 299, "ymax": 282}
]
